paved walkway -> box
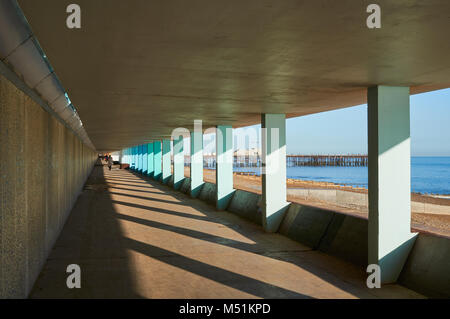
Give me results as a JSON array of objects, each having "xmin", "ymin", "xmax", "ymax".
[{"xmin": 30, "ymin": 166, "xmax": 423, "ymax": 298}]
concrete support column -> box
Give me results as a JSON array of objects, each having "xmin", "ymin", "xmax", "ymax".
[
  {"xmin": 138, "ymin": 144, "xmax": 143, "ymax": 173},
  {"xmin": 216, "ymin": 125, "xmax": 234, "ymax": 210},
  {"xmin": 153, "ymin": 140, "xmax": 162, "ymax": 180},
  {"xmin": 124, "ymin": 148, "xmax": 129, "ymax": 164},
  {"xmin": 162, "ymin": 139, "xmax": 171, "ymax": 184},
  {"xmin": 261, "ymin": 113, "xmax": 289, "ymax": 232},
  {"xmin": 367, "ymin": 85, "xmax": 417, "ymax": 283},
  {"xmin": 173, "ymin": 135, "xmax": 185, "ymax": 190},
  {"xmin": 147, "ymin": 142, "xmax": 154, "ymax": 177},
  {"xmin": 190, "ymin": 130, "xmax": 204, "ymax": 197},
  {"xmin": 136, "ymin": 145, "xmax": 140, "ymax": 171},
  {"xmin": 132, "ymin": 146, "xmax": 137, "ymax": 170},
  {"xmin": 143, "ymin": 144, "xmax": 148, "ymax": 174}
]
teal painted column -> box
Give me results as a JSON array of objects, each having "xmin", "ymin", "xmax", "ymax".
[
  {"xmin": 162, "ymin": 139, "xmax": 171, "ymax": 184},
  {"xmin": 190, "ymin": 130, "xmax": 204, "ymax": 197},
  {"xmin": 147, "ymin": 142, "xmax": 154, "ymax": 177},
  {"xmin": 143, "ymin": 143, "xmax": 148, "ymax": 174},
  {"xmin": 173, "ymin": 135, "xmax": 184, "ymax": 189},
  {"xmin": 261, "ymin": 114, "xmax": 289, "ymax": 232},
  {"xmin": 138, "ymin": 144, "xmax": 143, "ymax": 173},
  {"xmin": 368, "ymin": 86, "xmax": 417, "ymax": 284},
  {"xmin": 136, "ymin": 145, "xmax": 140, "ymax": 171},
  {"xmin": 153, "ymin": 140, "xmax": 162, "ymax": 180},
  {"xmin": 216, "ymin": 125, "xmax": 235, "ymax": 210},
  {"xmin": 132, "ymin": 146, "xmax": 137, "ymax": 170}
]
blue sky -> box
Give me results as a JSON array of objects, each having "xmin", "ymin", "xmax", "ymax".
[{"xmin": 229, "ymin": 88, "xmax": 450, "ymax": 156}]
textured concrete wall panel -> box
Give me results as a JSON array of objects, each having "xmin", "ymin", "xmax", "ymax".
[{"xmin": 0, "ymin": 74, "xmax": 96, "ymax": 298}]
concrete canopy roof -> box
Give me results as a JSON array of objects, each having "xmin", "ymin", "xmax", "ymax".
[{"xmin": 18, "ymin": 0, "xmax": 450, "ymax": 151}]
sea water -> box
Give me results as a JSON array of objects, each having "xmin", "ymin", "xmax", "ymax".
[{"xmin": 233, "ymin": 157, "xmax": 450, "ymax": 195}]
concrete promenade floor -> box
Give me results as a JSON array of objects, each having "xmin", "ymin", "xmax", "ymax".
[{"xmin": 30, "ymin": 166, "xmax": 423, "ymax": 299}]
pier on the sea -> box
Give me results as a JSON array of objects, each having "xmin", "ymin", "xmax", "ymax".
[{"xmin": 185, "ymin": 154, "xmax": 369, "ymax": 168}]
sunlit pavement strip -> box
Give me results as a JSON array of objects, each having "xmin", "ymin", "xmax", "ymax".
[{"xmin": 30, "ymin": 166, "xmax": 424, "ymax": 299}]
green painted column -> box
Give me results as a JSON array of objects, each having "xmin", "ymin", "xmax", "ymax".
[
  {"xmin": 261, "ymin": 114, "xmax": 289, "ymax": 232},
  {"xmin": 136, "ymin": 145, "xmax": 140, "ymax": 171},
  {"xmin": 153, "ymin": 140, "xmax": 162, "ymax": 180},
  {"xmin": 216, "ymin": 125, "xmax": 235, "ymax": 210},
  {"xmin": 143, "ymin": 144, "xmax": 148, "ymax": 174},
  {"xmin": 132, "ymin": 146, "xmax": 137, "ymax": 170},
  {"xmin": 162, "ymin": 139, "xmax": 171, "ymax": 184},
  {"xmin": 367, "ymin": 86, "xmax": 417, "ymax": 284},
  {"xmin": 139, "ymin": 144, "xmax": 143, "ymax": 173},
  {"xmin": 136, "ymin": 145, "xmax": 141, "ymax": 172},
  {"xmin": 147, "ymin": 142, "xmax": 154, "ymax": 177},
  {"xmin": 190, "ymin": 130, "xmax": 204, "ymax": 197},
  {"xmin": 173, "ymin": 135, "xmax": 185, "ymax": 190}
]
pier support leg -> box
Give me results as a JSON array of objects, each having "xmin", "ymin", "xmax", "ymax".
[
  {"xmin": 216, "ymin": 125, "xmax": 235, "ymax": 210},
  {"xmin": 173, "ymin": 135, "xmax": 185, "ymax": 190},
  {"xmin": 261, "ymin": 114, "xmax": 289, "ymax": 232},
  {"xmin": 162, "ymin": 139, "xmax": 171, "ymax": 184},
  {"xmin": 190, "ymin": 123, "xmax": 204, "ymax": 197},
  {"xmin": 368, "ymin": 86, "xmax": 417, "ymax": 284},
  {"xmin": 153, "ymin": 140, "xmax": 162, "ymax": 181},
  {"xmin": 147, "ymin": 142, "xmax": 154, "ymax": 177}
]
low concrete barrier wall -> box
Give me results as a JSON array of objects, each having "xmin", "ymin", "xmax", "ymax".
[
  {"xmin": 180, "ymin": 178, "xmax": 191, "ymax": 194},
  {"xmin": 0, "ymin": 74, "xmax": 97, "ymax": 298},
  {"xmin": 279, "ymin": 204, "xmax": 332, "ymax": 249},
  {"xmin": 317, "ymin": 213, "xmax": 367, "ymax": 266},
  {"xmin": 399, "ymin": 233, "xmax": 450, "ymax": 298},
  {"xmin": 199, "ymin": 182, "xmax": 216, "ymax": 205},
  {"xmin": 288, "ymin": 187, "xmax": 450, "ymax": 215},
  {"xmin": 227, "ymin": 190, "xmax": 262, "ymax": 225},
  {"xmin": 279, "ymin": 203, "xmax": 367, "ymax": 266}
]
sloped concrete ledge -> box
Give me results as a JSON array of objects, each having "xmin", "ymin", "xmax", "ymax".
[
  {"xmin": 398, "ymin": 233, "xmax": 450, "ymax": 298},
  {"xmin": 227, "ymin": 190, "xmax": 262, "ymax": 225}
]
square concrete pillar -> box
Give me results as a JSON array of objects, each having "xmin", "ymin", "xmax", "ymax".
[
  {"xmin": 138, "ymin": 144, "xmax": 143, "ymax": 173},
  {"xmin": 368, "ymin": 86, "xmax": 417, "ymax": 283},
  {"xmin": 190, "ymin": 130, "xmax": 204, "ymax": 197},
  {"xmin": 136, "ymin": 145, "xmax": 140, "ymax": 171},
  {"xmin": 132, "ymin": 146, "xmax": 137, "ymax": 170},
  {"xmin": 216, "ymin": 125, "xmax": 235, "ymax": 210},
  {"xmin": 147, "ymin": 142, "xmax": 154, "ymax": 177},
  {"xmin": 261, "ymin": 114, "xmax": 289, "ymax": 232},
  {"xmin": 143, "ymin": 144, "xmax": 148, "ymax": 175},
  {"xmin": 173, "ymin": 135, "xmax": 185, "ymax": 190},
  {"xmin": 162, "ymin": 139, "xmax": 171, "ymax": 184},
  {"xmin": 125, "ymin": 148, "xmax": 130, "ymax": 164},
  {"xmin": 153, "ymin": 140, "xmax": 162, "ymax": 180}
]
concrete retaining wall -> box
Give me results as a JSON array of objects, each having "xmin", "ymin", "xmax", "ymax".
[
  {"xmin": 180, "ymin": 178, "xmax": 191, "ymax": 194},
  {"xmin": 0, "ymin": 74, "xmax": 97, "ymax": 298},
  {"xmin": 227, "ymin": 190, "xmax": 262, "ymax": 225},
  {"xmin": 198, "ymin": 182, "xmax": 216, "ymax": 205},
  {"xmin": 399, "ymin": 233, "xmax": 450, "ymax": 298},
  {"xmin": 288, "ymin": 188, "xmax": 450, "ymax": 214},
  {"xmin": 279, "ymin": 203, "xmax": 367, "ymax": 266},
  {"xmin": 288, "ymin": 188, "xmax": 368, "ymax": 208}
]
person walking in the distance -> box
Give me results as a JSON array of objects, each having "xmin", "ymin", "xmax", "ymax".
[{"xmin": 107, "ymin": 155, "xmax": 113, "ymax": 171}]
